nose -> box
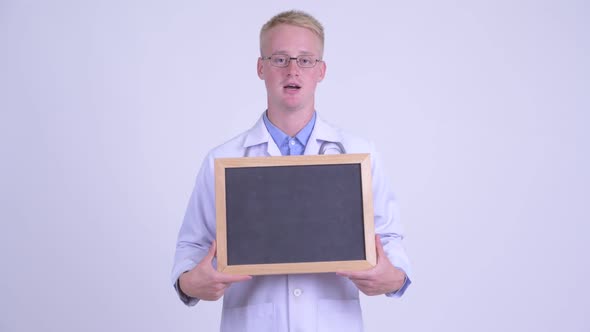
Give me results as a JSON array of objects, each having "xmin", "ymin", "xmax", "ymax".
[{"xmin": 287, "ymin": 58, "xmax": 300, "ymax": 76}]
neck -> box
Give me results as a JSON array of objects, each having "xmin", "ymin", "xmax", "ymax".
[{"xmin": 266, "ymin": 107, "xmax": 314, "ymax": 137}]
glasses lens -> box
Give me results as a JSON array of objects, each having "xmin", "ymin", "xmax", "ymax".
[
  {"xmin": 297, "ymin": 56, "xmax": 315, "ymax": 68},
  {"xmin": 271, "ymin": 55, "xmax": 289, "ymax": 67}
]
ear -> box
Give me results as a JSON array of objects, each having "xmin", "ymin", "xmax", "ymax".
[
  {"xmin": 317, "ymin": 61, "xmax": 327, "ymax": 82},
  {"xmin": 257, "ymin": 57, "xmax": 264, "ymax": 80}
]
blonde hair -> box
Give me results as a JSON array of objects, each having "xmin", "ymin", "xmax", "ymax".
[{"xmin": 260, "ymin": 10, "xmax": 325, "ymax": 56}]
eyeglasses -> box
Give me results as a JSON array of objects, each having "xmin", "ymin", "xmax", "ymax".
[{"xmin": 261, "ymin": 54, "xmax": 322, "ymax": 68}]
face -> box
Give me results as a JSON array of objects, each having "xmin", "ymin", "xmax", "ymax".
[{"xmin": 257, "ymin": 24, "xmax": 326, "ymax": 113}]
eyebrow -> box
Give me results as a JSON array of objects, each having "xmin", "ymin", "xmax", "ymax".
[{"xmin": 272, "ymin": 50, "xmax": 315, "ymax": 56}]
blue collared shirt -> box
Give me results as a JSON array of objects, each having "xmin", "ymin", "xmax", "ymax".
[{"xmin": 263, "ymin": 111, "xmax": 316, "ymax": 156}]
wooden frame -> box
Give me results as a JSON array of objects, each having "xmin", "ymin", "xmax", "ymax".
[{"xmin": 215, "ymin": 153, "xmax": 375, "ymax": 275}]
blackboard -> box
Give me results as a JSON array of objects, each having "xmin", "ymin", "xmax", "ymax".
[{"xmin": 215, "ymin": 154, "xmax": 375, "ymax": 275}]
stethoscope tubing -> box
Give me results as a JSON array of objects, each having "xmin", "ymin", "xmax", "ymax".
[{"xmin": 243, "ymin": 141, "xmax": 346, "ymax": 157}]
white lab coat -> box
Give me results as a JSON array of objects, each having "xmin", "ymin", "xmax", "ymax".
[{"xmin": 172, "ymin": 113, "xmax": 411, "ymax": 332}]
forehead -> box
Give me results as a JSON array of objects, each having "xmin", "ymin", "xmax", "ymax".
[{"xmin": 261, "ymin": 24, "xmax": 322, "ymax": 55}]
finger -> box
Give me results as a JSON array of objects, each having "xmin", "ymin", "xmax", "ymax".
[
  {"xmin": 336, "ymin": 271, "xmax": 352, "ymax": 278},
  {"xmin": 375, "ymin": 234, "xmax": 385, "ymax": 259},
  {"xmin": 203, "ymin": 240, "xmax": 217, "ymax": 262},
  {"xmin": 336, "ymin": 271, "xmax": 372, "ymax": 281},
  {"xmin": 350, "ymin": 279, "xmax": 373, "ymax": 289},
  {"xmin": 347, "ymin": 275, "xmax": 375, "ymax": 282},
  {"xmin": 217, "ymin": 273, "xmax": 252, "ymax": 284}
]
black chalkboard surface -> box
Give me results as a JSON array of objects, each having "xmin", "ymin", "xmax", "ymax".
[{"xmin": 215, "ymin": 154, "xmax": 375, "ymax": 275}]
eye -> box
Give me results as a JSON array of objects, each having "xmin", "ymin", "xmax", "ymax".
[
  {"xmin": 272, "ymin": 55, "xmax": 288, "ymax": 65},
  {"xmin": 299, "ymin": 56, "xmax": 312, "ymax": 65}
]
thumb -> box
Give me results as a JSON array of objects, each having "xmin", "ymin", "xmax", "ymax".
[
  {"xmin": 375, "ymin": 235, "xmax": 385, "ymax": 260},
  {"xmin": 204, "ymin": 240, "xmax": 217, "ymax": 262}
]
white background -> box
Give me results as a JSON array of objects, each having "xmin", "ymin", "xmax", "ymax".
[{"xmin": 1, "ymin": 1, "xmax": 588, "ymax": 331}]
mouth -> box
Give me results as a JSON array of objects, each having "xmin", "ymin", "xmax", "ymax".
[{"xmin": 283, "ymin": 83, "xmax": 301, "ymax": 91}]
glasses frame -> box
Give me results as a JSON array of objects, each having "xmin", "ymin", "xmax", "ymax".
[{"xmin": 261, "ymin": 54, "xmax": 322, "ymax": 68}]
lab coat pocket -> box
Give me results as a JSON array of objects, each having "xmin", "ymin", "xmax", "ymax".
[
  {"xmin": 317, "ymin": 299, "xmax": 363, "ymax": 332},
  {"xmin": 220, "ymin": 302, "xmax": 275, "ymax": 332}
]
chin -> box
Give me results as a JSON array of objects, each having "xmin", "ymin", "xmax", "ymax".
[
  {"xmin": 283, "ymin": 97, "xmax": 311, "ymax": 110},
  {"xmin": 281, "ymin": 102, "xmax": 306, "ymax": 112}
]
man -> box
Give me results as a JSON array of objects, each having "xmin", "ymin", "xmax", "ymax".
[{"xmin": 172, "ymin": 10, "xmax": 412, "ymax": 332}]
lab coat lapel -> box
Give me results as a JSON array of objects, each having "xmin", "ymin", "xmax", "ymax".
[
  {"xmin": 266, "ymin": 138, "xmax": 281, "ymax": 156},
  {"xmin": 304, "ymin": 114, "xmax": 343, "ymax": 156},
  {"xmin": 242, "ymin": 114, "xmax": 282, "ymax": 157}
]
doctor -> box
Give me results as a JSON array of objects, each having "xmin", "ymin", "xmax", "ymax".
[{"xmin": 172, "ymin": 10, "xmax": 412, "ymax": 332}]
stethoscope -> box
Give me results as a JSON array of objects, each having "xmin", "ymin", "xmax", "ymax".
[
  {"xmin": 318, "ymin": 141, "xmax": 346, "ymax": 155},
  {"xmin": 243, "ymin": 141, "xmax": 346, "ymax": 157}
]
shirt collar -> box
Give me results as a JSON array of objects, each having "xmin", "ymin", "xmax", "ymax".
[
  {"xmin": 263, "ymin": 111, "xmax": 317, "ymax": 148},
  {"xmin": 242, "ymin": 111, "xmax": 342, "ymax": 152}
]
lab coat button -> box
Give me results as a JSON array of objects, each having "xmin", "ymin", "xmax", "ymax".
[{"xmin": 293, "ymin": 288, "xmax": 303, "ymax": 297}]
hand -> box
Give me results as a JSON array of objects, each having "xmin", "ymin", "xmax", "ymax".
[
  {"xmin": 179, "ymin": 240, "xmax": 252, "ymax": 301},
  {"xmin": 337, "ymin": 235, "xmax": 406, "ymax": 296}
]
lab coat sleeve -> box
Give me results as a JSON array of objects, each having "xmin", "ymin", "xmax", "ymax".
[
  {"xmin": 171, "ymin": 153, "xmax": 217, "ymax": 306},
  {"xmin": 370, "ymin": 144, "xmax": 413, "ymax": 297}
]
